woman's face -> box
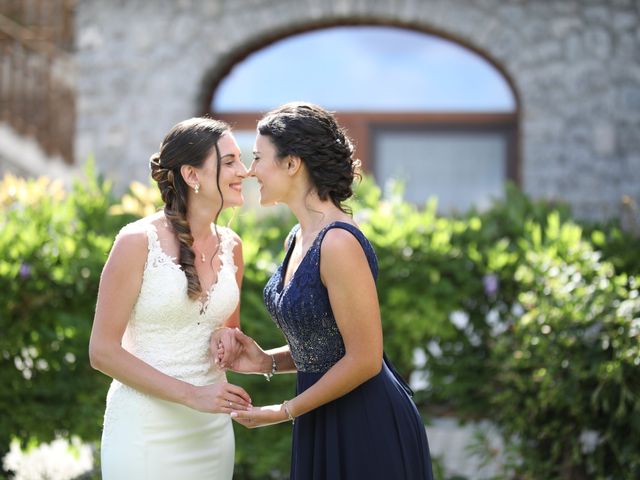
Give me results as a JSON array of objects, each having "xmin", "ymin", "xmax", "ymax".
[
  {"xmin": 249, "ymin": 133, "xmax": 290, "ymax": 206},
  {"xmin": 198, "ymin": 131, "xmax": 247, "ymax": 208}
]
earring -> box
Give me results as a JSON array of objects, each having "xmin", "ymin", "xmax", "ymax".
[{"xmin": 194, "ymin": 184, "xmax": 200, "ymax": 194}]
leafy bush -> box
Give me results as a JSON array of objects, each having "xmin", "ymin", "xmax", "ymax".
[
  {"xmin": 490, "ymin": 222, "xmax": 640, "ymax": 479},
  {"xmin": 1, "ymin": 169, "xmax": 639, "ymax": 479},
  {"xmin": 0, "ymin": 169, "xmax": 298, "ymax": 479},
  {"xmin": 0, "ymin": 167, "xmax": 116, "ymax": 467},
  {"xmin": 348, "ymin": 180, "xmax": 640, "ymax": 478}
]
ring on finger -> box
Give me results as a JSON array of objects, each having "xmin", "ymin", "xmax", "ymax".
[{"xmin": 228, "ymin": 400, "xmax": 232, "ymax": 407}]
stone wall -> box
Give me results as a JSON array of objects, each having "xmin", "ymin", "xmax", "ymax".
[{"xmin": 75, "ymin": 0, "xmax": 640, "ymax": 219}]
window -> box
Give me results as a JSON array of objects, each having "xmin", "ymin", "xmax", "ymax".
[{"xmin": 210, "ymin": 25, "xmax": 517, "ymax": 212}]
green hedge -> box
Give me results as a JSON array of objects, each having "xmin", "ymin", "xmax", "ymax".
[
  {"xmin": 1, "ymin": 169, "xmax": 639, "ymax": 479},
  {"xmin": 490, "ymin": 221, "xmax": 640, "ymax": 479},
  {"xmin": 0, "ymin": 168, "xmax": 116, "ymax": 472}
]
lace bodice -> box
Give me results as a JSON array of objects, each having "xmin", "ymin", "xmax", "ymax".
[
  {"xmin": 264, "ymin": 222, "xmax": 378, "ymax": 373},
  {"xmin": 120, "ymin": 221, "xmax": 239, "ymax": 386}
]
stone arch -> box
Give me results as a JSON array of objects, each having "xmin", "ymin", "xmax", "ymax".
[
  {"xmin": 199, "ymin": 17, "xmax": 522, "ymax": 204},
  {"xmin": 76, "ymin": 0, "xmax": 639, "ymax": 218},
  {"xmin": 199, "ymin": 17, "xmax": 522, "ymax": 120}
]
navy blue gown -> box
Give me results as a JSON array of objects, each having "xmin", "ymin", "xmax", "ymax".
[{"xmin": 264, "ymin": 221, "xmax": 434, "ymax": 480}]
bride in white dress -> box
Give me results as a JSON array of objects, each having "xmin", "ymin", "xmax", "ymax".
[{"xmin": 89, "ymin": 118, "xmax": 251, "ymax": 479}]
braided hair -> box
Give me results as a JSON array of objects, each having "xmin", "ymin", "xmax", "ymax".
[
  {"xmin": 257, "ymin": 102, "xmax": 360, "ymax": 214},
  {"xmin": 149, "ymin": 117, "xmax": 228, "ymax": 299}
]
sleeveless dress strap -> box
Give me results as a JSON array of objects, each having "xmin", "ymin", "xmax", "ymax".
[
  {"xmin": 217, "ymin": 226, "xmax": 239, "ymax": 273},
  {"xmin": 142, "ymin": 222, "xmax": 179, "ymax": 271},
  {"xmin": 316, "ymin": 222, "xmax": 379, "ymax": 280},
  {"xmin": 286, "ymin": 224, "xmax": 301, "ymax": 250},
  {"xmin": 145, "ymin": 222, "xmax": 162, "ymax": 253}
]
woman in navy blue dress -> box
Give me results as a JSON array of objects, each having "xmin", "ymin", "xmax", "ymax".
[{"xmin": 217, "ymin": 102, "xmax": 434, "ymax": 479}]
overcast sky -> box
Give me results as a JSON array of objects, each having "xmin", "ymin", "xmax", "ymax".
[{"xmin": 213, "ymin": 26, "xmax": 515, "ymax": 112}]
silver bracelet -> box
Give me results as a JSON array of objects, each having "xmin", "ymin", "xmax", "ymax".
[
  {"xmin": 263, "ymin": 354, "xmax": 277, "ymax": 381},
  {"xmin": 283, "ymin": 400, "xmax": 295, "ymax": 424}
]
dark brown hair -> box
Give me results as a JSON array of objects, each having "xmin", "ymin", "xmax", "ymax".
[
  {"xmin": 149, "ymin": 117, "xmax": 228, "ymax": 299},
  {"xmin": 257, "ymin": 102, "xmax": 360, "ymax": 213}
]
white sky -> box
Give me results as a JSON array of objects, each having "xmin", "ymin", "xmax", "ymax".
[{"xmin": 213, "ymin": 26, "xmax": 515, "ymax": 112}]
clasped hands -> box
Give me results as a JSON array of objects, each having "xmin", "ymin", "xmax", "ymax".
[{"xmin": 211, "ymin": 327, "xmax": 289, "ymax": 428}]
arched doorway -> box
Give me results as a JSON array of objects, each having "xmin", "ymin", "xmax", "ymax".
[{"xmin": 206, "ymin": 25, "xmax": 518, "ymax": 213}]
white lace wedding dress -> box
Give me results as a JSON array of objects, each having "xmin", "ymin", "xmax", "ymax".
[{"xmin": 101, "ymin": 222, "xmax": 239, "ymax": 479}]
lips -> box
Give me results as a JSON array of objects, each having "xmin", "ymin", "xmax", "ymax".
[{"xmin": 229, "ymin": 183, "xmax": 243, "ymax": 192}]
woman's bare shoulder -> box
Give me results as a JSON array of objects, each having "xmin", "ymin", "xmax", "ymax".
[{"xmin": 111, "ymin": 212, "xmax": 162, "ymax": 256}]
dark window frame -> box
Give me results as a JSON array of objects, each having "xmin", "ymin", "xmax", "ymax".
[{"xmin": 213, "ymin": 111, "xmax": 519, "ymax": 188}]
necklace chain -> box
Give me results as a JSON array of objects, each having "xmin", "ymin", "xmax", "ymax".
[{"xmin": 193, "ymin": 235, "xmax": 214, "ymax": 264}]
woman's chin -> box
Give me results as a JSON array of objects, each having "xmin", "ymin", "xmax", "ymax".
[
  {"xmin": 259, "ymin": 197, "xmax": 277, "ymax": 207},
  {"xmin": 224, "ymin": 196, "xmax": 244, "ymax": 208}
]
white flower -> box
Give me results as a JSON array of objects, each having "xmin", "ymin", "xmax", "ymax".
[
  {"xmin": 409, "ymin": 369, "xmax": 430, "ymax": 392},
  {"xmin": 511, "ymin": 302, "xmax": 525, "ymax": 318},
  {"xmin": 466, "ymin": 331, "xmax": 482, "ymax": 347},
  {"xmin": 579, "ymin": 430, "xmax": 601, "ymax": 454},
  {"xmin": 3, "ymin": 437, "xmax": 93, "ymax": 480},
  {"xmin": 618, "ymin": 298, "xmax": 640, "ymax": 320},
  {"xmin": 486, "ymin": 308, "xmax": 508, "ymax": 337},
  {"xmin": 485, "ymin": 308, "xmax": 508, "ymax": 337},
  {"xmin": 450, "ymin": 310, "xmax": 469, "ymax": 330},
  {"xmin": 427, "ymin": 341, "xmax": 442, "ymax": 359},
  {"xmin": 412, "ymin": 348, "xmax": 427, "ymax": 368},
  {"xmin": 486, "ymin": 308, "xmax": 500, "ymax": 324}
]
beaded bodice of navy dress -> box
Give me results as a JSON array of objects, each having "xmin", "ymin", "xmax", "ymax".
[{"xmin": 264, "ymin": 221, "xmax": 378, "ymax": 373}]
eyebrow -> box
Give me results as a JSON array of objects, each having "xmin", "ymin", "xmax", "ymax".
[{"xmin": 220, "ymin": 153, "xmax": 240, "ymax": 160}]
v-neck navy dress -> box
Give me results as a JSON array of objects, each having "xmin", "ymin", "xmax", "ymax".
[{"xmin": 264, "ymin": 222, "xmax": 433, "ymax": 480}]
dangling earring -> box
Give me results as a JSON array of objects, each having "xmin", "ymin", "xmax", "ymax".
[{"xmin": 194, "ymin": 184, "xmax": 200, "ymax": 194}]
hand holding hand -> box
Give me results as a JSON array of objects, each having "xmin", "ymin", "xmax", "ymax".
[
  {"xmin": 230, "ymin": 404, "xmax": 289, "ymax": 428},
  {"xmin": 211, "ymin": 327, "xmax": 240, "ymax": 369},
  {"xmin": 215, "ymin": 328, "xmax": 271, "ymax": 374},
  {"xmin": 187, "ymin": 381, "xmax": 252, "ymax": 414}
]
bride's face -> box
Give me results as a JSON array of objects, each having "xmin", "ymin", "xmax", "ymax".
[{"xmin": 197, "ymin": 132, "xmax": 247, "ymax": 208}]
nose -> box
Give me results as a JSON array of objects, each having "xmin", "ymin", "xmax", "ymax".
[
  {"xmin": 246, "ymin": 160, "xmax": 256, "ymax": 177},
  {"xmin": 237, "ymin": 161, "xmax": 249, "ymax": 178}
]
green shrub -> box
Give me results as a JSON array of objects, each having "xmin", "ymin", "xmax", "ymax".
[
  {"xmin": 0, "ymin": 167, "xmax": 115, "ymax": 465},
  {"xmin": 2, "ymin": 169, "xmax": 639, "ymax": 479},
  {"xmin": 350, "ymin": 180, "xmax": 640, "ymax": 478},
  {"xmin": 490, "ymin": 221, "xmax": 640, "ymax": 479},
  {"xmin": 398, "ymin": 190, "xmax": 640, "ymax": 478}
]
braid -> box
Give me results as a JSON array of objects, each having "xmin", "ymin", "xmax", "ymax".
[
  {"xmin": 149, "ymin": 152, "xmax": 203, "ymax": 299},
  {"xmin": 165, "ymin": 203, "xmax": 202, "ymax": 300}
]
